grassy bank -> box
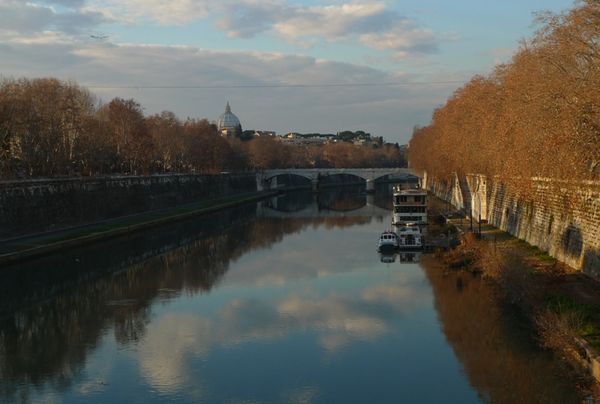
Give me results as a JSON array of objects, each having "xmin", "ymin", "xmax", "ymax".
[
  {"xmin": 0, "ymin": 190, "xmax": 277, "ymax": 266},
  {"xmin": 439, "ymin": 226, "xmax": 600, "ymax": 397}
]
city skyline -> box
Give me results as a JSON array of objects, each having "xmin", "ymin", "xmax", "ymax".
[{"xmin": 0, "ymin": 0, "xmax": 576, "ymax": 143}]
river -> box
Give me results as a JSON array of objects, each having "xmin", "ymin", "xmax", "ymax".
[{"xmin": 0, "ymin": 187, "xmax": 583, "ymax": 403}]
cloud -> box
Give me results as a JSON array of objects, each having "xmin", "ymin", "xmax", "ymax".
[
  {"xmin": 93, "ymin": 0, "xmax": 212, "ymax": 25},
  {"xmin": 81, "ymin": 0, "xmax": 439, "ymax": 59},
  {"xmin": 1, "ymin": 1, "xmax": 439, "ymax": 67},
  {"xmin": 216, "ymin": 0, "xmax": 437, "ymax": 59},
  {"xmin": 217, "ymin": 0, "xmax": 285, "ymax": 38},
  {"xmin": 38, "ymin": 0, "xmax": 87, "ymax": 7},
  {"xmin": 264, "ymin": 2, "xmax": 394, "ymax": 41},
  {"xmin": 360, "ymin": 20, "xmax": 438, "ymax": 60},
  {"xmin": 0, "ymin": 0, "xmax": 107, "ymax": 39},
  {"xmin": 0, "ymin": 38, "xmax": 458, "ymax": 142}
]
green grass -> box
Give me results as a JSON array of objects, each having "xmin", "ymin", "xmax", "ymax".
[
  {"xmin": 546, "ymin": 293, "xmax": 600, "ymax": 351},
  {"xmin": 511, "ymin": 238, "xmax": 557, "ymax": 263}
]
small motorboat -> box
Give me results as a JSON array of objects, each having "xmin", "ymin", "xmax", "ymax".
[
  {"xmin": 397, "ymin": 225, "xmax": 423, "ymax": 249},
  {"xmin": 378, "ymin": 230, "xmax": 399, "ymax": 252}
]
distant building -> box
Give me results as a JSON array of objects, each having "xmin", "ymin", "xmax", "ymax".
[
  {"xmin": 253, "ymin": 130, "xmax": 276, "ymax": 137},
  {"xmin": 217, "ymin": 102, "xmax": 242, "ymax": 138},
  {"xmin": 280, "ymin": 132, "xmax": 336, "ymax": 145}
]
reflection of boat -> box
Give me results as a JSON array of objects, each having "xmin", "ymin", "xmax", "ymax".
[
  {"xmin": 397, "ymin": 225, "xmax": 423, "ymax": 249},
  {"xmin": 379, "ymin": 253, "xmax": 397, "ymax": 263},
  {"xmin": 392, "ymin": 186, "xmax": 428, "ymax": 225},
  {"xmin": 399, "ymin": 251, "xmax": 421, "ymax": 263},
  {"xmin": 378, "ymin": 230, "xmax": 399, "ymax": 252},
  {"xmin": 378, "ymin": 251, "xmax": 421, "ymax": 264}
]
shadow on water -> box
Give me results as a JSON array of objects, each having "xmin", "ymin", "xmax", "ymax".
[
  {"xmin": 316, "ymin": 186, "xmax": 367, "ymax": 211},
  {"xmin": 421, "ymin": 255, "xmax": 584, "ymax": 403},
  {"xmin": 264, "ymin": 183, "xmax": 398, "ymax": 213},
  {"xmin": 264, "ymin": 186, "xmax": 369, "ymax": 213},
  {"xmin": 0, "ymin": 189, "xmax": 380, "ymax": 402}
]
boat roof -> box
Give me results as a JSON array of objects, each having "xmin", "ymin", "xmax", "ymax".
[
  {"xmin": 397, "ymin": 226, "xmax": 421, "ymax": 233},
  {"xmin": 393, "ymin": 187, "xmax": 427, "ymax": 195}
]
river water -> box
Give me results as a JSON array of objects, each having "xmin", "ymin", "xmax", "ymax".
[{"xmin": 0, "ymin": 188, "xmax": 583, "ymax": 403}]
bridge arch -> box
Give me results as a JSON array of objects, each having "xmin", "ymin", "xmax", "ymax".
[
  {"xmin": 262, "ymin": 173, "xmax": 312, "ymax": 189},
  {"xmin": 257, "ymin": 168, "xmax": 418, "ymax": 192},
  {"xmin": 318, "ymin": 172, "xmax": 367, "ymax": 187}
]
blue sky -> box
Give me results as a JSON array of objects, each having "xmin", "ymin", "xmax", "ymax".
[{"xmin": 0, "ymin": 0, "xmax": 576, "ymax": 143}]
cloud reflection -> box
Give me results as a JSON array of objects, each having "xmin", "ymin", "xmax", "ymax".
[
  {"xmin": 137, "ymin": 275, "xmax": 429, "ymax": 395},
  {"xmin": 139, "ymin": 314, "xmax": 212, "ymax": 394}
]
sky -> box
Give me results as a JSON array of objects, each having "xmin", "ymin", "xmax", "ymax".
[{"xmin": 0, "ymin": 0, "xmax": 577, "ymax": 144}]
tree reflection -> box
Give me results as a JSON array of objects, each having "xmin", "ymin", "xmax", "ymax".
[
  {"xmin": 421, "ymin": 256, "xmax": 583, "ymax": 403},
  {"xmin": 0, "ymin": 191, "xmax": 377, "ymax": 402}
]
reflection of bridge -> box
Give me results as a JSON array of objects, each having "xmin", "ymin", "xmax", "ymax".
[
  {"xmin": 257, "ymin": 168, "xmax": 418, "ymax": 192},
  {"xmin": 257, "ymin": 195, "xmax": 391, "ymax": 219}
]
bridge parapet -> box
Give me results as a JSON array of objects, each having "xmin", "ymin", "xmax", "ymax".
[{"xmin": 257, "ymin": 168, "xmax": 418, "ymax": 191}]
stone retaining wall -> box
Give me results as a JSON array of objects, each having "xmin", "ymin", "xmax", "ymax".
[
  {"xmin": 424, "ymin": 172, "xmax": 600, "ymax": 279},
  {"xmin": 0, "ymin": 173, "xmax": 256, "ymax": 238}
]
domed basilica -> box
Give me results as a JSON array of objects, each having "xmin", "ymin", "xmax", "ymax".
[{"xmin": 217, "ymin": 102, "xmax": 242, "ymax": 138}]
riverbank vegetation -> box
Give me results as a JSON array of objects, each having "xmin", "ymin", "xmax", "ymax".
[
  {"xmin": 440, "ymin": 229, "xmax": 600, "ymax": 396},
  {"xmin": 408, "ymin": 0, "xmax": 599, "ymax": 189},
  {"xmin": 0, "ymin": 78, "xmax": 404, "ymax": 179}
]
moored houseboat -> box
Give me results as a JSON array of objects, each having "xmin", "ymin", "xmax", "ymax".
[
  {"xmin": 396, "ymin": 225, "xmax": 423, "ymax": 249},
  {"xmin": 392, "ymin": 186, "xmax": 428, "ymax": 225}
]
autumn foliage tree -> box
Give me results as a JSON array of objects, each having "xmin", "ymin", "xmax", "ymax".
[
  {"xmin": 408, "ymin": 0, "xmax": 600, "ymax": 188},
  {"xmin": 0, "ymin": 78, "xmax": 97, "ymax": 177},
  {"xmin": 0, "ymin": 78, "xmax": 405, "ymax": 179}
]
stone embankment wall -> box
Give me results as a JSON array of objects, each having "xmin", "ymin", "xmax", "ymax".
[
  {"xmin": 423, "ymin": 172, "xmax": 600, "ymax": 279},
  {"xmin": 0, "ymin": 173, "xmax": 256, "ymax": 238}
]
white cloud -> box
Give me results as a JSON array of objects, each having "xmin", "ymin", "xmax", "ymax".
[
  {"xmin": 217, "ymin": 0, "xmax": 285, "ymax": 38},
  {"xmin": 0, "ymin": 37, "xmax": 457, "ymax": 142},
  {"xmin": 360, "ymin": 20, "xmax": 438, "ymax": 60},
  {"xmin": 92, "ymin": 0, "xmax": 212, "ymax": 25},
  {"xmin": 0, "ymin": 0, "xmax": 107, "ymax": 40},
  {"xmin": 38, "ymin": 0, "xmax": 87, "ymax": 7},
  {"xmin": 0, "ymin": 0, "xmax": 440, "ymax": 68},
  {"xmin": 271, "ymin": 2, "xmax": 393, "ymax": 41},
  {"xmin": 81, "ymin": 0, "xmax": 439, "ymax": 59}
]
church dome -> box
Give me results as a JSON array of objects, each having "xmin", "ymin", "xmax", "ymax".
[{"xmin": 217, "ymin": 102, "xmax": 241, "ymax": 130}]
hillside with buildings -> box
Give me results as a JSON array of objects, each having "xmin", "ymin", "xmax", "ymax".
[{"xmin": 0, "ymin": 81, "xmax": 406, "ymax": 179}]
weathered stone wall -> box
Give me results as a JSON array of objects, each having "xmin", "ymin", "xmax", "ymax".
[
  {"xmin": 426, "ymin": 172, "xmax": 600, "ymax": 279},
  {"xmin": 0, "ymin": 173, "xmax": 257, "ymax": 238}
]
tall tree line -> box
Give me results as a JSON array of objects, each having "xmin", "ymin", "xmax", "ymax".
[
  {"xmin": 408, "ymin": 0, "xmax": 599, "ymax": 189},
  {"xmin": 0, "ymin": 78, "xmax": 404, "ymax": 179}
]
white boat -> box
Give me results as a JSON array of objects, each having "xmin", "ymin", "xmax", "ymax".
[
  {"xmin": 378, "ymin": 230, "xmax": 399, "ymax": 251},
  {"xmin": 396, "ymin": 225, "xmax": 423, "ymax": 249},
  {"xmin": 392, "ymin": 186, "xmax": 428, "ymax": 225}
]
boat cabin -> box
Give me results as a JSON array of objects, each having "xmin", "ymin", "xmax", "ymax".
[{"xmin": 392, "ymin": 187, "xmax": 428, "ymax": 225}]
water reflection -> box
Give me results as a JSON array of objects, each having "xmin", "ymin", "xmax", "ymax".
[
  {"xmin": 0, "ymin": 188, "xmax": 384, "ymax": 403},
  {"xmin": 379, "ymin": 251, "xmax": 422, "ymax": 264},
  {"xmin": 421, "ymin": 256, "xmax": 582, "ymax": 403},
  {"xmin": 0, "ymin": 188, "xmax": 584, "ymax": 403}
]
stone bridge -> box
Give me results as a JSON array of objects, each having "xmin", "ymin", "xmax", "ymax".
[{"xmin": 257, "ymin": 168, "xmax": 418, "ymax": 192}]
